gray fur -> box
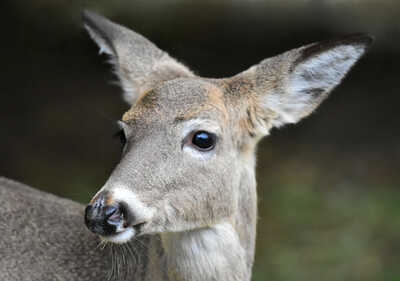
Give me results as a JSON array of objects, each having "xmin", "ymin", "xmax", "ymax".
[
  {"xmin": 0, "ymin": 177, "xmax": 169, "ymax": 281},
  {"xmin": 0, "ymin": 11, "xmax": 372, "ymax": 281},
  {"xmin": 0, "ymin": 177, "xmax": 110, "ymax": 281}
]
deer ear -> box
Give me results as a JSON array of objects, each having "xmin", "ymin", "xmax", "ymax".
[
  {"xmin": 233, "ymin": 34, "xmax": 373, "ymax": 134},
  {"xmin": 82, "ymin": 10, "xmax": 193, "ymax": 105}
]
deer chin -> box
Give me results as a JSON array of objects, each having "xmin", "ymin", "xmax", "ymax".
[{"xmin": 102, "ymin": 227, "xmax": 135, "ymax": 244}]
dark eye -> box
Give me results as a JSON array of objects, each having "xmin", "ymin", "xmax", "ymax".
[
  {"xmin": 191, "ymin": 131, "xmax": 216, "ymax": 151},
  {"xmin": 113, "ymin": 129, "xmax": 127, "ymax": 147}
]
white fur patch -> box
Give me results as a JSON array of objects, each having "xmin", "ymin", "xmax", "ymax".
[
  {"xmin": 290, "ymin": 45, "xmax": 363, "ymax": 97},
  {"xmin": 103, "ymin": 227, "xmax": 135, "ymax": 244},
  {"xmin": 181, "ymin": 119, "xmax": 220, "ymax": 138},
  {"xmin": 111, "ymin": 184, "xmax": 155, "ymax": 224},
  {"xmin": 84, "ymin": 24, "xmax": 114, "ymax": 55},
  {"xmin": 161, "ymin": 222, "xmax": 247, "ymax": 281},
  {"xmin": 269, "ymin": 44, "xmax": 366, "ymax": 127}
]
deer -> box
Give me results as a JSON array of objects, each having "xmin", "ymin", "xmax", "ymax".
[{"xmin": 0, "ymin": 10, "xmax": 372, "ymax": 281}]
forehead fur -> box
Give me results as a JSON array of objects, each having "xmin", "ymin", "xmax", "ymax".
[{"xmin": 122, "ymin": 78, "xmax": 228, "ymax": 124}]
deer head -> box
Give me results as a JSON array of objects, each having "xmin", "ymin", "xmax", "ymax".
[{"xmin": 82, "ymin": 10, "xmax": 372, "ymax": 246}]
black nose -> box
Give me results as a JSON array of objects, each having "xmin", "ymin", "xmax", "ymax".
[{"xmin": 84, "ymin": 193, "xmax": 124, "ymax": 236}]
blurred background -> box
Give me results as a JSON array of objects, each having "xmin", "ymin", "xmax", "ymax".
[{"xmin": 1, "ymin": 0, "xmax": 399, "ymax": 280}]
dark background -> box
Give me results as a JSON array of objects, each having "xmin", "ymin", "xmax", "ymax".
[{"xmin": 1, "ymin": 1, "xmax": 399, "ymax": 281}]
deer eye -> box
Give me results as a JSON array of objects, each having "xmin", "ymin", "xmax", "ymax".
[
  {"xmin": 113, "ymin": 129, "xmax": 127, "ymax": 147},
  {"xmin": 191, "ymin": 131, "xmax": 216, "ymax": 151}
]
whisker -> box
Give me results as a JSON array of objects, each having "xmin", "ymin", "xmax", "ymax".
[
  {"xmin": 126, "ymin": 242, "xmax": 139, "ymax": 277},
  {"xmin": 133, "ymin": 237, "xmax": 149, "ymax": 251},
  {"xmin": 106, "ymin": 244, "xmax": 115, "ymax": 281},
  {"xmin": 96, "ymin": 238, "xmax": 109, "ymax": 250},
  {"xmin": 103, "ymin": 237, "xmax": 152, "ymax": 280}
]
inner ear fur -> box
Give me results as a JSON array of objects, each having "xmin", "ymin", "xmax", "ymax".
[{"xmin": 226, "ymin": 33, "xmax": 373, "ymax": 135}]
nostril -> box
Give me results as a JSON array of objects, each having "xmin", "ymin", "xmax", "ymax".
[
  {"xmin": 85, "ymin": 202, "xmax": 125, "ymax": 235},
  {"xmin": 105, "ymin": 205, "xmax": 123, "ymax": 226},
  {"xmin": 104, "ymin": 205, "xmax": 118, "ymax": 217}
]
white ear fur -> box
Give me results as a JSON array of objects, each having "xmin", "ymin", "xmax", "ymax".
[
  {"xmin": 84, "ymin": 23, "xmax": 114, "ymax": 56},
  {"xmin": 290, "ymin": 45, "xmax": 365, "ymax": 98},
  {"xmin": 248, "ymin": 34, "xmax": 373, "ymax": 129},
  {"xmin": 278, "ymin": 44, "xmax": 367, "ymax": 125}
]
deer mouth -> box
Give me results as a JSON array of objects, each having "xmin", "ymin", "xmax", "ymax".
[
  {"xmin": 103, "ymin": 227, "xmax": 135, "ymax": 244},
  {"xmin": 85, "ymin": 187, "xmax": 153, "ymax": 243},
  {"xmin": 102, "ymin": 221, "xmax": 147, "ymax": 244}
]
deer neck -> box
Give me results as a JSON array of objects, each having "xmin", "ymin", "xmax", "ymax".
[{"xmin": 160, "ymin": 157, "xmax": 257, "ymax": 281}]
